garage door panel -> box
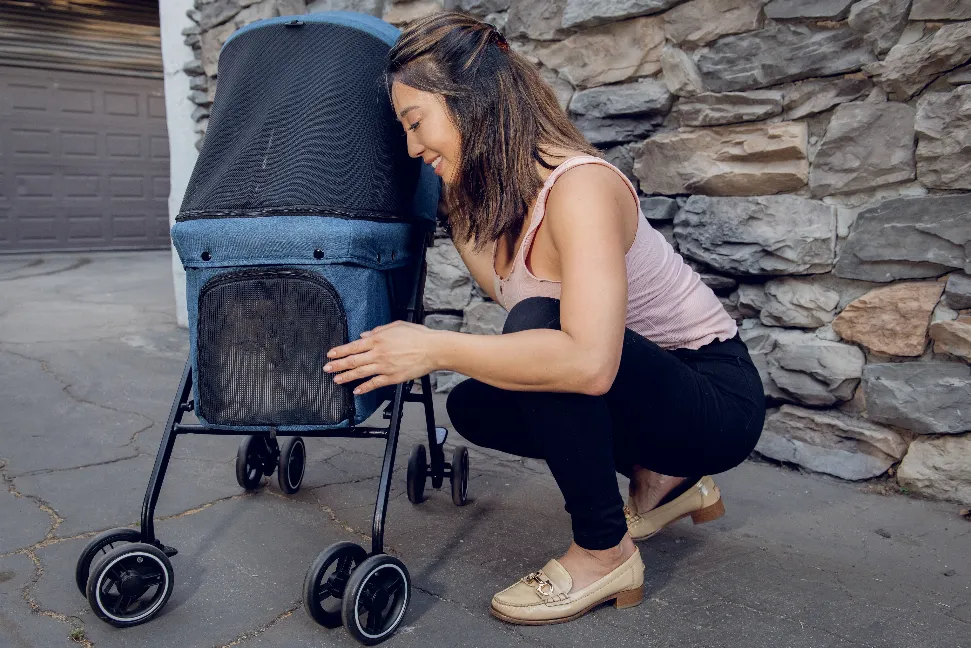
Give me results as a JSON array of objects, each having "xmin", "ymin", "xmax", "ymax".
[{"xmin": 1, "ymin": 65, "xmax": 170, "ymax": 251}]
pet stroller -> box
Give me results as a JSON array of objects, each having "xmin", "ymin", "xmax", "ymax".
[{"xmin": 73, "ymin": 12, "xmax": 471, "ymax": 644}]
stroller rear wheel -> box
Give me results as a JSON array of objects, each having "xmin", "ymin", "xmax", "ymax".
[
  {"xmin": 277, "ymin": 436, "xmax": 306, "ymax": 494},
  {"xmin": 304, "ymin": 542, "xmax": 368, "ymax": 628},
  {"xmin": 86, "ymin": 542, "xmax": 174, "ymax": 628},
  {"xmin": 406, "ymin": 444, "xmax": 427, "ymax": 504},
  {"xmin": 341, "ymin": 554, "xmax": 411, "ymax": 645},
  {"xmin": 235, "ymin": 435, "xmax": 278, "ymax": 490},
  {"xmin": 75, "ymin": 527, "xmax": 142, "ymax": 594}
]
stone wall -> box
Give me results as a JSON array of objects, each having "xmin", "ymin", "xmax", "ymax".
[{"xmin": 181, "ymin": 0, "xmax": 971, "ymax": 503}]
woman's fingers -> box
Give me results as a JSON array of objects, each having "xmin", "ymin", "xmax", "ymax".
[
  {"xmin": 332, "ymin": 364, "xmax": 382, "ymax": 385},
  {"xmin": 327, "ymin": 336, "xmax": 374, "ymax": 359},
  {"xmin": 351, "ymin": 374, "xmax": 391, "ymax": 395}
]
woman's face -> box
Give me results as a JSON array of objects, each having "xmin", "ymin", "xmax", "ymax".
[{"xmin": 390, "ymin": 81, "xmax": 461, "ymax": 185}]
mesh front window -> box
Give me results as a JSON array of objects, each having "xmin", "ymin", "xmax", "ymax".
[{"xmin": 197, "ymin": 268, "xmax": 353, "ymax": 426}]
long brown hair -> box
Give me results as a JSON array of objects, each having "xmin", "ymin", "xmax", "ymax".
[{"xmin": 386, "ymin": 11, "xmax": 600, "ymax": 250}]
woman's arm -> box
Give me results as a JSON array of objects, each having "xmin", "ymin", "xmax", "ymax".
[
  {"xmin": 436, "ymin": 165, "xmax": 632, "ymax": 394},
  {"xmin": 326, "ymin": 165, "xmax": 634, "ymax": 396}
]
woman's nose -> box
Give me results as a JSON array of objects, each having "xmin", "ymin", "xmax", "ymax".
[{"xmin": 405, "ymin": 132, "xmax": 423, "ymax": 159}]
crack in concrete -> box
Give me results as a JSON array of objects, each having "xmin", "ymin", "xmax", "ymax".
[
  {"xmin": 12, "ymin": 454, "xmax": 149, "ymax": 480},
  {"xmin": 0, "ymin": 258, "xmax": 90, "ymax": 282},
  {"xmin": 213, "ymin": 599, "xmax": 301, "ymax": 648},
  {"xmin": 0, "ymin": 347, "xmax": 157, "ymax": 441},
  {"xmin": 1, "ymin": 460, "xmax": 92, "ymax": 646}
]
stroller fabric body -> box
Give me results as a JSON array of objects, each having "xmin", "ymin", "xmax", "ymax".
[{"xmin": 171, "ymin": 12, "xmax": 440, "ymax": 431}]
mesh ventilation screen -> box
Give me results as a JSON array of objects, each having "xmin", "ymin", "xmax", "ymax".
[
  {"xmin": 197, "ymin": 268, "xmax": 353, "ymax": 426},
  {"xmin": 178, "ymin": 21, "xmax": 421, "ymax": 222}
]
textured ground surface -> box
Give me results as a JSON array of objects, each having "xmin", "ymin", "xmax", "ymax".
[{"xmin": 0, "ymin": 251, "xmax": 968, "ymax": 648}]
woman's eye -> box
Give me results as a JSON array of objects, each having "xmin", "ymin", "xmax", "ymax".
[{"xmin": 408, "ymin": 120, "xmax": 421, "ymax": 131}]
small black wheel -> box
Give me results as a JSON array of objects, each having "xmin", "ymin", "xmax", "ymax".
[
  {"xmin": 277, "ymin": 436, "xmax": 306, "ymax": 494},
  {"xmin": 406, "ymin": 444, "xmax": 427, "ymax": 504},
  {"xmin": 235, "ymin": 435, "xmax": 276, "ymax": 490},
  {"xmin": 341, "ymin": 554, "xmax": 411, "ymax": 645},
  {"xmin": 303, "ymin": 542, "xmax": 368, "ymax": 628},
  {"xmin": 86, "ymin": 542, "xmax": 174, "ymax": 628},
  {"xmin": 450, "ymin": 445, "xmax": 470, "ymax": 507},
  {"xmin": 75, "ymin": 527, "xmax": 142, "ymax": 595}
]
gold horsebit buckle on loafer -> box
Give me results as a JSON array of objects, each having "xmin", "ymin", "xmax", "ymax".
[{"xmin": 521, "ymin": 571, "xmax": 556, "ymax": 598}]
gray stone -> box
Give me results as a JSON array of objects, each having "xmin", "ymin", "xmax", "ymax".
[
  {"xmin": 740, "ymin": 325, "xmax": 866, "ymax": 405},
  {"xmin": 910, "ymin": 0, "xmax": 971, "ymax": 20},
  {"xmin": 674, "ymin": 91, "xmax": 784, "ymax": 127},
  {"xmin": 782, "ymin": 77, "xmax": 873, "ymax": 121},
  {"xmin": 945, "ymin": 273, "xmax": 971, "ymax": 309},
  {"xmin": 863, "ymin": 362, "xmax": 971, "ymax": 435},
  {"xmin": 574, "ymin": 115, "xmax": 662, "ymax": 147},
  {"xmin": 809, "ymin": 102, "xmax": 916, "ymax": 198},
  {"xmin": 527, "ymin": 16, "xmax": 665, "ymax": 88},
  {"xmin": 674, "ymin": 196, "xmax": 836, "ymax": 275},
  {"xmin": 660, "ymin": 44, "xmax": 705, "ymax": 98},
  {"xmin": 200, "ymin": 0, "xmax": 241, "ymax": 30},
  {"xmin": 916, "ymin": 86, "xmax": 971, "ymax": 190},
  {"xmin": 760, "ymin": 278, "xmax": 840, "ymax": 329},
  {"xmin": 898, "ymin": 433, "xmax": 971, "ymax": 503},
  {"xmin": 640, "ymin": 196, "xmax": 679, "ymax": 221},
  {"xmin": 424, "ymin": 314, "xmax": 463, "ymax": 332},
  {"xmin": 697, "ymin": 24, "xmax": 875, "ymax": 93},
  {"xmin": 863, "ymin": 21, "xmax": 971, "ymax": 101},
  {"xmin": 506, "ymin": 0, "xmax": 573, "ymax": 40},
  {"xmin": 188, "ymin": 90, "xmax": 211, "ymax": 106},
  {"xmin": 947, "ymin": 63, "xmax": 971, "ymax": 85},
  {"xmin": 932, "ymin": 301, "xmax": 960, "ymax": 323},
  {"xmin": 569, "ymin": 77, "xmax": 673, "ymax": 119},
  {"xmin": 735, "ymin": 284, "xmax": 767, "ymax": 318},
  {"xmin": 765, "ymin": 0, "xmax": 857, "ymax": 20},
  {"xmin": 537, "ymin": 63, "xmax": 574, "ymax": 111},
  {"xmin": 191, "ymin": 105, "xmax": 210, "ymax": 122},
  {"xmin": 562, "ymin": 0, "xmax": 687, "ymax": 29},
  {"xmin": 604, "ymin": 144, "xmax": 639, "ymax": 191},
  {"xmin": 757, "ymin": 405, "xmax": 908, "ymax": 480},
  {"xmin": 453, "ymin": 0, "xmax": 509, "ymax": 17},
  {"xmin": 848, "ymin": 0, "xmax": 912, "ymax": 57},
  {"xmin": 183, "ymin": 58, "xmax": 205, "ymax": 75},
  {"xmin": 189, "ymin": 74, "xmax": 208, "ymax": 91},
  {"xmin": 424, "ymin": 239, "xmax": 474, "ymax": 311},
  {"xmin": 635, "ymin": 122, "xmax": 809, "ymax": 196},
  {"xmin": 432, "ymin": 370, "xmax": 468, "ymax": 393},
  {"xmin": 461, "ymin": 301, "xmax": 507, "ymax": 335},
  {"xmin": 662, "ymin": 0, "xmax": 763, "ymax": 48},
  {"xmin": 835, "ymin": 194, "xmax": 971, "ymax": 282}
]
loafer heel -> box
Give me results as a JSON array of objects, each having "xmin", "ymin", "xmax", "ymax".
[
  {"xmin": 690, "ymin": 497, "xmax": 725, "ymax": 525},
  {"xmin": 613, "ymin": 586, "xmax": 643, "ymax": 609}
]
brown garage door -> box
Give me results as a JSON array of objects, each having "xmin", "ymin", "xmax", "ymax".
[{"xmin": 0, "ymin": 66, "xmax": 170, "ymax": 251}]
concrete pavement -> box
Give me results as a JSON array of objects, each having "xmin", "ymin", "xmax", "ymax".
[{"xmin": 0, "ymin": 251, "xmax": 968, "ymax": 648}]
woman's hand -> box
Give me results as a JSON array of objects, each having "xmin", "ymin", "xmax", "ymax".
[{"xmin": 325, "ymin": 321, "xmax": 442, "ymax": 395}]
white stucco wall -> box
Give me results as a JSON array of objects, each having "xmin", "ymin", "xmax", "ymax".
[{"xmin": 159, "ymin": 0, "xmax": 198, "ymax": 328}]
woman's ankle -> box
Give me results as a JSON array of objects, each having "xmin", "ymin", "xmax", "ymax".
[{"xmin": 629, "ymin": 467, "xmax": 685, "ymax": 513}]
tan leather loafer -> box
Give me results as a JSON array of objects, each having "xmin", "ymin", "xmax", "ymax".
[
  {"xmin": 490, "ymin": 549, "xmax": 644, "ymax": 625},
  {"xmin": 625, "ymin": 476, "xmax": 725, "ymax": 541}
]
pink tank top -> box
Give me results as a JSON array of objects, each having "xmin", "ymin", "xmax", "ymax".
[{"xmin": 491, "ymin": 155, "xmax": 737, "ymax": 351}]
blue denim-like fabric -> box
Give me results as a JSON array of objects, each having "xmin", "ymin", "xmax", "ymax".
[
  {"xmin": 224, "ymin": 11, "xmax": 401, "ymax": 51},
  {"xmin": 172, "ymin": 215, "xmax": 423, "ymax": 430}
]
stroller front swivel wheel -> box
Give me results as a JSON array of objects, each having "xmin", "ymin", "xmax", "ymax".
[
  {"xmin": 277, "ymin": 436, "xmax": 306, "ymax": 494},
  {"xmin": 406, "ymin": 444, "xmax": 427, "ymax": 504},
  {"xmin": 341, "ymin": 554, "xmax": 411, "ymax": 645},
  {"xmin": 235, "ymin": 435, "xmax": 278, "ymax": 490},
  {"xmin": 450, "ymin": 445, "xmax": 470, "ymax": 507},
  {"xmin": 86, "ymin": 542, "xmax": 174, "ymax": 628},
  {"xmin": 304, "ymin": 542, "xmax": 368, "ymax": 628}
]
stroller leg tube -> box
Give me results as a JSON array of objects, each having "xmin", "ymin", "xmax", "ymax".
[
  {"xmin": 371, "ymin": 382, "xmax": 406, "ymax": 555},
  {"xmin": 140, "ymin": 357, "xmax": 193, "ymax": 548},
  {"xmin": 421, "ymin": 374, "xmax": 446, "ymax": 489}
]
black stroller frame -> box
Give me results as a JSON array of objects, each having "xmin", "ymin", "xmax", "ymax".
[{"xmin": 74, "ymin": 227, "xmax": 471, "ymax": 645}]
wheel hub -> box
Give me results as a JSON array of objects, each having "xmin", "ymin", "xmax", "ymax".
[{"xmin": 118, "ymin": 570, "xmax": 147, "ymax": 597}]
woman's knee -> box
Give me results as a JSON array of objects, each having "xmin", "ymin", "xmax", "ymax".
[{"xmin": 502, "ymin": 297, "xmax": 561, "ymax": 334}]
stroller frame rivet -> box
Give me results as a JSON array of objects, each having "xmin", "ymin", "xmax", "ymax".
[
  {"xmin": 200, "ymin": 251, "xmax": 211, "ymax": 261},
  {"xmin": 313, "ymin": 248, "xmax": 324, "ymax": 260}
]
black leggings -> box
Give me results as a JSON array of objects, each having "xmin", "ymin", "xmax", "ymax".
[{"xmin": 446, "ymin": 297, "xmax": 766, "ymax": 551}]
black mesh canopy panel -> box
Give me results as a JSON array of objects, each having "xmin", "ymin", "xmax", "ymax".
[
  {"xmin": 178, "ymin": 20, "xmax": 421, "ymax": 222},
  {"xmin": 197, "ymin": 268, "xmax": 354, "ymax": 426}
]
